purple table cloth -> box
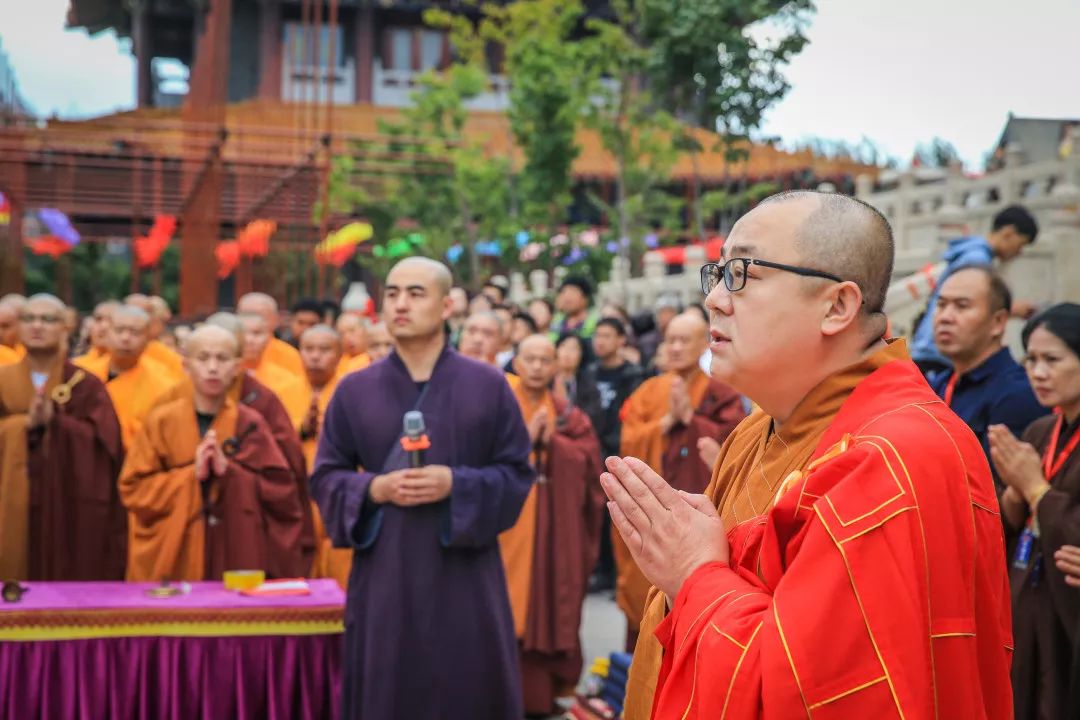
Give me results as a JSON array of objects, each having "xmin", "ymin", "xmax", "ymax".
[{"xmin": 0, "ymin": 581, "xmax": 345, "ymax": 720}]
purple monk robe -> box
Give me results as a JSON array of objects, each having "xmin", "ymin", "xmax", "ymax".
[{"xmin": 311, "ymin": 346, "xmax": 535, "ymax": 720}]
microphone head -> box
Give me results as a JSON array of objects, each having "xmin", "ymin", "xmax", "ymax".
[{"xmin": 403, "ymin": 410, "xmax": 426, "ymax": 439}]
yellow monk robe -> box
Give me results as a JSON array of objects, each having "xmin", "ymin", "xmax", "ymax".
[
  {"xmin": 264, "ymin": 337, "xmax": 304, "ymax": 377},
  {"xmin": 120, "ymin": 395, "xmax": 306, "ymax": 582},
  {"xmin": 498, "ymin": 382, "xmax": 552, "ymax": 637},
  {"xmin": 74, "ymin": 346, "xmax": 108, "ymax": 368},
  {"xmin": 304, "ymin": 371, "xmax": 355, "ymax": 588},
  {"xmin": 614, "ymin": 369, "xmax": 745, "ymax": 634},
  {"xmin": 75, "ymin": 353, "xmax": 175, "ymax": 449},
  {"xmin": 336, "ymin": 352, "xmax": 371, "ymax": 378},
  {"xmin": 143, "ymin": 339, "xmax": 185, "ymax": 382},
  {"xmin": 620, "ymin": 340, "xmax": 909, "ymax": 720},
  {"xmin": 249, "ymin": 356, "xmax": 309, "ymax": 429},
  {"xmin": 0, "ymin": 344, "xmax": 19, "ymax": 366}
]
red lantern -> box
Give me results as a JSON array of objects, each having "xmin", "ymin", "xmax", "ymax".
[
  {"xmin": 28, "ymin": 236, "xmax": 74, "ymax": 258},
  {"xmin": 215, "ymin": 240, "xmax": 241, "ymax": 279},
  {"xmin": 238, "ymin": 219, "xmax": 275, "ymax": 258},
  {"xmin": 134, "ymin": 214, "xmax": 177, "ymax": 269}
]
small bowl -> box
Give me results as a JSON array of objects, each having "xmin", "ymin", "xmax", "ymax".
[{"xmin": 223, "ymin": 570, "xmax": 265, "ymax": 592}]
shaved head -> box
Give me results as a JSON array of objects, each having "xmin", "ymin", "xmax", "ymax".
[
  {"xmin": 300, "ymin": 324, "xmax": 343, "ymax": 387},
  {"xmin": 108, "ymin": 305, "xmax": 151, "ymax": 365},
  {"xmin": 664, "ymin": 312, "xmax": 709, "ymax": 374},
  {"xmin": 0, "ymin": 294, "xmax": 27, "ymax": 310},
  {"xmin": 26, "ymin": 293, "xmax": 65, "ymax": 313},
  {"xmin": 149, "ymin": 296, "xmax": 172, "ymax": 321},
  {"xmin": 204, "ymin": 312, "xmax": 245, "ymax": 354},
  {"xmin": 112, "ymin": 305, "xmax": 151, "ymax": 326},
  {"xmin": 237, "ymin": 292, "xmax": 281, "ymax": 330},
  {"xmin": 239, "ymin": 312, "xmax": 272, "ymax": 364},
  {"xmin": 186, "ymin": 324, "xmax": 239, "ymax": 357},
  {"xmin": 89, "ymin": 300, "xmax": 121, "ymax": 351},
  {"xmin": 387, "ymin": 257, "xmax": 453, "ymax": 298},
  {"xmin": 184, "ymin": 325, "xmax": 239, "ymax": 399},
  {"xmin": 300, "ymin": 324, "xmax": 340, "ymax": 344},
  {"xmin": 367, "ymin": 321, "xmax": 393, "ymax": 362},
  {"xmin": 336, "ymin": 313, "xmax": 368, "ymax": 356},
  {"xmin": 20, "ymin": 294, "xmax": 68, "ymax": 353},
  {"xmin": 124, "ymin": 294, "xmax": 151, "ymax": 312},
  {"xmin": 515, "ymin": 333, "xmax": 558, "ymax": 391},
  {"xmin": 760, "ymin": 191, "xmax": 894, "ymax": 315},
  {"xmin": 0, "ymin": 295, "xmax": 23, "ymax": 348}
]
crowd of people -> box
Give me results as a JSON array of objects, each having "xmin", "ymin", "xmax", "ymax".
[{"xmin": 0, "ymin": 192, "xmax": 1077, "ymax": 719}]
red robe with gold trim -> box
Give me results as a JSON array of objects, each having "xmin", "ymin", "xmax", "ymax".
[{"xmin": 651, "ymin": 356, "xmax": 1012, "ymax": 719}]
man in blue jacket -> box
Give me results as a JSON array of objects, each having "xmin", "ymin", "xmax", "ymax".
[{"xmin": 911, "ymin": 204, "xmax": 1039, "ymax": 375}]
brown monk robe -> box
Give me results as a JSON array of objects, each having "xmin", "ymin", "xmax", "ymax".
[
  {"xmin": 0, "ymin": 294, "xmax": 126, "ymax": 581},
  {"xmin": 620, "ymin": 338, "xmax": 910, "ymax": 719},
  {"xmin": 613, "ymin": 312, "xmax": 745, "ymax": 641},
  {"xmin": 501, "ymin": 335, "xmax": 606, "ymax": 715},
  {"xmin": 239, "ymin": 312, "xmax": 308, "ymax": 427},
  {"xmin": 335, "ymin": 313, "xmax": 371, "ymax": 377},
  {"xmin": 153, "ymin": 312, "xmax": 316, "ymax": 573},
  {"xmin": 120, "ymin": 325, "xmax": 306, "ymax": 582},
  {"xmin": 296, "ymin": 325, "xmax": 353, "ymax": 587},
  {"xmin": 74, "ymin": 305, "xmax": 175, "ymax": 449}
]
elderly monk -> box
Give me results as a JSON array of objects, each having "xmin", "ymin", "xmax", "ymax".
[
  {"xmin": 311, "ymin": 257, "xmax": 534, "ymax": 719},
  {"xmin": 120, "ymin": 324, "xmax": 306, "ymax": 582},
  {"xmin": 297, "ymin": 325, "xmax": 353, "ymax": 587},
  {"xmin": 75, "ymin": 300, "xmax": 120, "ymax": 365},
  {"xmin": 0, "ymin": 294, "xmax": 125, "ymax": 580},
  {"xmin": 613, "ymin": 311, "xmax": 745, "ymax": 643},
  {"xmin": 501, "ymin": 334, "xmax": 605, "ymax": 715},
  {"xmin": 154, "ymin": 312, "xmax": 315, "ymax": 571},
  {"xmin": 74, "ymin": 306, "xmax": 174, "ymax": 449},
  {"xmin": 238, "ymin": 292, "xmax": 304, "ymax": 376},
  {"xmin": 608, "ymin": 191, "xmax": 1012, "ymax": 719},
  {"xmin": 0, "ymin": 295, "xmax": 27, "ymax": 363},
  {"xmin": 240, "ymin": 312, "xmax": 308, "ymax": 427},
  {"xmin": 366, "ymin": 321, "xmax": 394, "ymax": 363},
  {"xmin": 124, "ymin": 293, "xmax": 184, "ymax": 381},
  {"xmin": 459, "ymin": 311, "xmax": 504, "ymax": 366},
  {"xmin": 335, "ymin": 313, "xmax": 371, "ymax": 376}
]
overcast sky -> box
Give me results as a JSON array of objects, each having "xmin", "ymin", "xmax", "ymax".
[{"xmin": 1, "ymin": 0, "xmax": 1078, "ymax": 169}]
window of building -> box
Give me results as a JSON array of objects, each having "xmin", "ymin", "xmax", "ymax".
[{"xmin": 389, "ymin": 28, "xmax": 412, "ymax": 72}]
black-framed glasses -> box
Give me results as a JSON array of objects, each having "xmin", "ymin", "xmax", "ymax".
[{"xmin": 700, "ymin": 258, "xmax": 845, "ymax": 295}]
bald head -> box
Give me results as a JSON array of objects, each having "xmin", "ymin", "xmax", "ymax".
[
  {"xmin": 367, "ymin": 321, "xmax": 393, "ymax": 362},
  {"xmin": 514, "ymin": 333, "xmax": 558, "ymax": 391},
  {"xmin": 459, "ymin": 312, "xmax": 502, "ymax": 364},
  {"xmin": 237, "ymin": 292, "xmax": 280, "ymax": 331},
  {"xmin": 387, "ymin": 257, "xmax": 453, "ymax": 298},
  {"xmin": 0, "ymin": 295, "xmax": 24, "ymax": 348},
  {"xmin": 204, "ymin": 312, "xmax": 245, "ymax": 354},
  {"xmin": 336, "ymin": 313, "xmax": 369, "ymax": 356},
  {"xmin": 89, "ymin": 300, "xmax": 121, "ymax": 352},
  {"xmin": 184, "ymin": 325, "xmax": 240, "ymax": 400},
  {"xmin": 663, "ymin": 312, "xmax": 709, "ymax": 374},
  {"xmin": 19, "ymin": 294, "xmax": 68, "ymax": 354},
  {"xmin": 26, "ymin": 293, "xmax": 65, "ymax": 313},
  {"xmin": 149, "ymin": 296, "xmax": 171, "ymax": 321},
  {"xmin": 760, "ymin": 191, "xmax": 894, "ymax": 314},
  {"xmin": 300, "ymin": 324, "xmax": 343, "ymax": 387},
  {"xmin": 124, "ymin": 294, "xmax": 151, "ymax": 312},
  {"xmin": 239, "ymin": 312, "xmax": 272, "ymax": 365},
  {"xmin": 108, "ymin": 305, "xmax": 151, "ymax": 364}
]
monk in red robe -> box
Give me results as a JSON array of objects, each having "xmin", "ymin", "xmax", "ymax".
[
  {"xmin": 500, "ymin": 334, "xmax": 606, "ymax": 715},
  {"xmin": 614, "ymin": 311, "xmax": 745, "ymax": 644},
  {"xmin": 604, "ymin": 191, "xmax": 1012, "ymax": 719},
  {"xmin": 120, "ymin": 324, "xmax": 306, "ymax": 582},
  {"xmin": 0, "ymin": 294, "xmax": 125, "ymax": 580}
]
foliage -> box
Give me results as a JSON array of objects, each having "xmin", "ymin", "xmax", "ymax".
[{"xmin": 915, "ymin": 137, "xmax": 962, "ymax": 169}]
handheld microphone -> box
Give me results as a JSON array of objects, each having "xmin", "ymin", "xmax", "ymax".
[{"xmin": 401, "ymin": 410, "xmax": 431, "ymax": 468}]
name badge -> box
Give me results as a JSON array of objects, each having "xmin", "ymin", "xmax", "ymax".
[{"xmin": 1012, "ymin": 527, "xmax": 1035, "ymax": 570}]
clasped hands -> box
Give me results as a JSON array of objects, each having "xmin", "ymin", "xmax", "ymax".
[
  {"xmin": 600, "ymin": 455, "xmax": 728, "ymax": 599},
  {"xmin": 195, "ymin": 430, "xmax": 228, "ymax": 482},
  {"xmin": 988, "ymin": 424, "xmax": 1049, "ymax": 507},
  {"xmin": 659, "ymin": 377, "xmax": 694, "ymax": 435},
  {"xmin": 369, "ymin": 465, "xmax": 453, "ymax": 507},
  {"xmin": 27, "ymin": 387, "xmax": 54, "ymax": 430}
]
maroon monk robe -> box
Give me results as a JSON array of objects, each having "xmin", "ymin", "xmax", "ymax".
[
  {"xmin": 521, "ymin": 399, "xmax": 607, "ymax": 714},
  {"xmin": 0, "ymin": 359, "xmax": 126, "ymax": 580}
]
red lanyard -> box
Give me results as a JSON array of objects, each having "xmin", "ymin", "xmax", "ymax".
[
  {"xmin": 1043, "ymin": 411, "xmax": 1080, "ymax": 481},
  {"xmin": 943, "ymin": 373, "xmax": 959, "ymax": 407}
]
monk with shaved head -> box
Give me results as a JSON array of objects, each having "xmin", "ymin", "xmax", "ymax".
[
  {"xmin": 120, "ymin": 324, "xmax": 306, "ymax": 582},
  {"xmin": 499, "ymin": 334, "xmax": 605, "ymax": 714},
  {"xmin": 0, "ymin": 294, "xmax": 125, "ymax": 580},
  {"xmin": 239, "ymin": 311, "xmax": 308, "ymax": 428},
  {"xmin": 365, "ymin": 321, "xmax": 393, "ymax": 363},
  {"xmin": 335, "ymin": 313, "xmax": 371, "ymax": 376},
  {"xmin": 0, "ymin": 294, "xmax": 26, "ymax": 364},
  {"xmin": 73, "ymin": 305, "xmax": 175, "ymax": 449},
  {"xmin": 611, "ymin": 310, "xmax": 746, "ymax": 647},
  {"xmin": 75, "ymin": 300, "xmax": 121, "ymax": 366},
  {"xmin": 613, "ymin": 191, "xmax": 1012, "ymax": 719},
  {"xmin": 238, "ymin": 292, "xmax": 304, "ymax": 376},
  {"xmin": 311, "ymin": 256, "xmax": 534, "ymax": 718},
  {"xmin": 119, "ymin": 294, "xmax": 184, "ymax": 381}
]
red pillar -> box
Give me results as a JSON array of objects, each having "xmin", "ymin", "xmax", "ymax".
[
  {"xmin": 257, "ymin": 0, "xmax": 283, "ymax": 100},
  {"xmin": 355, "ymin": 6, "xmax": 374, "ymax": 103}
]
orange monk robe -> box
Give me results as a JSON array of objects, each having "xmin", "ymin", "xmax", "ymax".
[
  {"xmin": 0, "ymin": 344, "xmax": 19, "ymax": 366},
  {"xmin": 74, "ymin": 353, "xmax": 175, "ymax": 449},
  {"xmin": 74, "ymin": 345, "xmax": 108, "ymax": 368},
  {"xmin": 248, "ymin": 355, "xmax": 309, "ymax": 429},
  {"xmin": 614, "ymin": 369, "xmax": 745, "ymax": 634},
  {"xmin": 303, "ymin": 372, "xmax": 355, "ymax": 589},
  {"xmin": 120, "ymin": 395, "xmax": 307, "ymax": 582},
  {"xmin": 143, "ymin": 338, "xmax": 185, "ymax": 382},
  {"xmin": 648, "ymin": 343, "xmax": 1013, "ymax": 719},
  {"xmin": 622, "ymin": 342, "xmax": 910, "ymax": 718},
  {"xmin": 0, "ymin": 358, "xmax": 126, "ymax": 580},
  {"xmin": 264, "ymin": 337, "xmax": 304, "ymax": 376},
  {"xmin": 501, "ymin": 382, "xmax": 606, "ymax": 715},
  {"xmin": 336, "ymin": 352, "xmax": 370, "ymax": 378}
]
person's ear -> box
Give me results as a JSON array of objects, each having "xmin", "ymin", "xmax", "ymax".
[
  {"xmin": 990, "ymin": 308, "xmax": 1010, "ymax": 339},
  {"xmin": 821, "ymin": 281, "xmax": 863, "ymax": 337}
]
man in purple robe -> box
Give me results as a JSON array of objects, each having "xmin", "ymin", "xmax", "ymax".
[{"xmin": 311, "ymin": 257, "xmax": 535, "ymax": 719}]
